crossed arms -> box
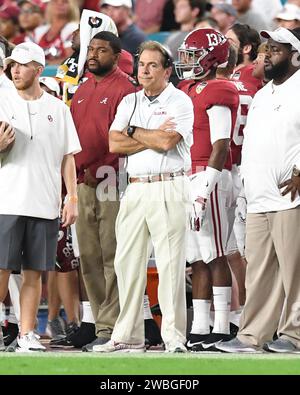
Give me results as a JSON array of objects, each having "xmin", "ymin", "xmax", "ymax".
[{"xmin": 109, "ymin": 117, "xmax": 182, "ymax": 155}]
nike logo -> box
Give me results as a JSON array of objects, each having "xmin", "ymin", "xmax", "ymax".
[
  {"xmin": 201, "ymin": 340, "xmax": 222, "ymax": 349},
  {"xmin": 186, "ymin": 340, "xmax": 204, "ymax": 348},
  {"xmin": 77, "ymin": 99, "xmax": 84, "ymax": 104}
]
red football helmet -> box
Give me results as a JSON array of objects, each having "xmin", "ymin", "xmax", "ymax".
[{"xmin": 175, "ymin": 28, "xmax": 229, "ymax": 80}]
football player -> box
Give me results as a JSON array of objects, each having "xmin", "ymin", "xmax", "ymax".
[
  {"xmin": 217, "ymin": 45, "xmax": 255, "ymax": 316},
  {"xmin": 176, "ymin": 28, "xmax": 239, "ymax": 351},
  {"xmin": 226, "ymin": 23, "xmax": 262, "ymax": 93}
]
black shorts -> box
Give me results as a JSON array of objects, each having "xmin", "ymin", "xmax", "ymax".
[{"xmin": 0, "ymin": 215, "xmax": 59, "ymax": 271}]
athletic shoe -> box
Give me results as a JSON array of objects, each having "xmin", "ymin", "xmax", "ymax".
[
  {"xmin": 82, "ymin": 336, "xmax": 111, "ymax": 352},
  {"xmin": 93, "ymin": 340, "xmax": 145, "ymax": 353},
  {"xmin": 16, "ymin": 331, "xmax": 46, "ymax": 352},
  {"xmin": 2, "ymin": 323, "xmax": 19, "ymax": 346},
  {"xmin": 263, "ymin": 338, "xmax": 300, "ymax": 353},
  {"xmin": 49, "ymin": 337, "xmax": 74, "ymax": 349},
  {"xmin": 191, "ymin": 343, "xmax": 206, "ymax": 352},
  {"xmin": 45, "ymin": 317, "xmax": 66, "ymax": 340},
  {"xmin": 216, "ymin": 337, "xmax": 260, "ymax": 353},
  {"xmin": 201, "ymin": 333, "xmax": 234, "ymax": 350},
  {"xmin": 65, "ymin": 321, "xmax": 78, "ymax": 336},
  {"xmin": 68, "ymin": 322, "xmax": 97, "ymax": 349},
  {"xmin": 165, "ymin": 342, "xmax": 187, "ymax": 353},
  {"xmin": 5, "ymin": 338, "xmax": 18, "ymax": 352},
  {"xmin": 186, "ymin": 333, "xmax": 210, "ymax": 350},
  {"xmin": 144, "ymin": 319, "xmax": 163, "ymax": 350},
  {"xmin": 49, "ymin": 321, "xmax": 79, "ymax": 349},
  {"xmin": 0, "ymin": 326, "xmax": 5, "ymax": 351},
  {"xmin": 229, "ymin": 322, "xmax": 239, "ymax": 337}
]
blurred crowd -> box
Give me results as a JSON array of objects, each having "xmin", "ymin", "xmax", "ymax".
[{"xmin": 0, "ymin": 0, "xmax": 299, "ymax": 66}]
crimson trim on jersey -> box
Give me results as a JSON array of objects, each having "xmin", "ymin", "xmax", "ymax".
[
  {"xmin": 215, "ymin": 186, "xmax": 224, "ymax": 256},
  {"xmin": 210, "ymin": 190, "xmax": 221, "ymax": 257}
]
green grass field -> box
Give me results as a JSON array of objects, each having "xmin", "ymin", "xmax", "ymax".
[{"xmin": 0, "ymin": 352, "xmax": 300, "ymax": 375}]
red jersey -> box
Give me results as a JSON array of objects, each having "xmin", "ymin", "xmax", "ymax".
[
  {"xmin": 230, "ymin": 80, "xmax": 256, "ymax": 165},
  {"xmin": 71, "ymin": 67, "xmax": 136, "ymax": 182},
  {"xmin": 180, "ymin": 79, "xmax": 239, "ymax": 174},
  {"xmin": 232, "ymin": 64, "xmax": 262, "ymax": 93},
  {"xmin": 38, "ymin": 33, "xmax": 68, "ymax": 63}
]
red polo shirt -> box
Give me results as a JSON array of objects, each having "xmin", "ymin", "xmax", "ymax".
[{"xmin": 71, "ymin": 67, "xmax": 136, "ymax": 183}]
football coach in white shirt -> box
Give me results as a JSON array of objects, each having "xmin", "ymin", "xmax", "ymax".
[
  {"xmin": 93, "ymin": 41, "xmax": 194, "ymax": 353},
  {"xmin": 0, "ymin": 42, "xmax": 81, "ymax": 352},
  {"xmin": 217, "ymin": 27, "xmax": 300, "ymax": 354}
]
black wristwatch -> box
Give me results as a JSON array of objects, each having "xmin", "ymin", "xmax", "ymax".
[
  {"xmin": 292, "ymin": 165, "xmax": 300, "ymax": 177},
  {"xmin": 127, "ymin": 125, "xmax": 137, "ymax": 138}
]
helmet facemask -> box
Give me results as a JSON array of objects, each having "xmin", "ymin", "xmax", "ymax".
[
  {"xmin": 175, "ymin": 28, "xmax": 229, "ymax": 81},
  {"xmin": 175, "ymin": 46, "xmax": 215, "ymax": 80}
]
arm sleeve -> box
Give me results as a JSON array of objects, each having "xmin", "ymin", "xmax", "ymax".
[
  {"xmin": 63, "ymin": 105, "xmax": 82, "ymax": 155},
  {"xmin": 168, "ymin": 93, "xmax": 194, "ymax": 147},
  {"xmin": 110, "ymin": 95, "xmax": 132, "ymax": 132},
  {"xmin": 207, "ymin": 105, "xmax": 232, "ymax": 145}
]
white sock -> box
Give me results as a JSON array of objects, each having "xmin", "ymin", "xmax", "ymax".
[
  {"xmin": 81, "ymin": 301, "xmax": 95, "ymax": 324},
  {"xmin": 230, "ymin": 309, "xmax": 242, "ymax": 327},
  {"xmin": 209, "ymin": 311, "xmax": 215, "ymax": 328},
  {"xmin": 190, "ymin": 299, "xmax": 211, "ymax": 335},
  {"xmin": 212, "ymin": 286, "xmax": 231, "ymax": 334},
  {"xmin": 8, "ymin": 306, "xmax": 18, "ymax": 325},
  {"xmin": 143, "ymin": 295, "xmax": 153, "ymax": 320},
  {"xmin": 8, "ymin": 274, "xmax": 22, "ymax": 322}
]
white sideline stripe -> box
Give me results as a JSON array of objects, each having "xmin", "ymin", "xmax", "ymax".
[{"xmin": 1, "ymin": 353, "xmax": 300, "ymax": 360}]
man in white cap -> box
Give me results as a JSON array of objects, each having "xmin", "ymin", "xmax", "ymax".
[
  {"xmin": 217, "ymin": 27, "xmax": 300, "ymax": 353},
  {"xmin": 39, "ymin": 76, "xmax": 60, "ymax": 97},
  {"xmin": 0, "ymin": 42, "xmax": 81, "ymax": 352},
  {"xmin": 210, "ymin": 3, "xmax": 238, "ymax": 34},
  {"xmin": 275, "ymin": 3, "xmax": 300, "ymax": 29}
]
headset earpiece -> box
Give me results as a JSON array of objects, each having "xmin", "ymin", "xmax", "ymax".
[
  {"xmin": 161, "ymin": 45, "xmax": 173, "ymax": 69},
  {"xmin": 135, "ymin": 44, "xmax": 173, "ymax": 72},
  {"xmin": 133, "ymin": 52, "xmax": 139, "ymax": 80}
]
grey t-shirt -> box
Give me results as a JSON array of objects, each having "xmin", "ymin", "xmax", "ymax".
[{"xmin": 237, "ymin": 9, "xmax": 270, "ymax": 32}]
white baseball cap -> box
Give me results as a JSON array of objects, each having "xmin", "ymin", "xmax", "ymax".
[
  {"xmin": 275, "ymin": 4, "xmax": 300, "ymax": 21},
  {"xmin": 260, "ymin": 27, "xmax": 300, "ymax": 54},
  {"xmin": 4, "ymin": 42, "xmax": 45, "ymax": 68},
  {"xmin": 39, "ymin": 77, "xmax": 60, "ymax": 97},
  {"xmin": 101, "ymin": 0, "xmax": 132, "ymax": 8}
]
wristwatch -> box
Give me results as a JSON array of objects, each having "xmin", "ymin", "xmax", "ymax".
[
  {"xmin": 127, "ymin": 125, "xmax": 137, "ymax": 138},
  {"xmin": 292, "ymin": 165, "xmax": 300, "ymax": 177}
]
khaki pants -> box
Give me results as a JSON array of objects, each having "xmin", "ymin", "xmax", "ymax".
[
  {"xmin": 76, "ymin": 183, "xmax": 120, "ymax": 337},
  {"xmin": 111, "ymin": 177, "xmax": 189, "ymax": 345},
  {"xmin": 238, "ymin": 207, "xmax": 300, "ymax": 347}
]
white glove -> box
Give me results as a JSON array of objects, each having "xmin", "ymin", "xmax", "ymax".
[
  {"xmin": 190, "ymin": 196, "xmax": 207, "ymax": 231},
  {"xmin": 235, "ymin": 195, "xmax": 247, "ymax": 223}
]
